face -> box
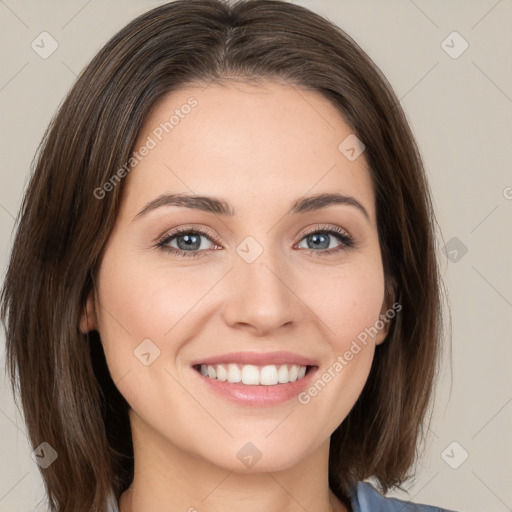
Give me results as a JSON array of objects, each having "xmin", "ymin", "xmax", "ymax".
[{"xmin": 82, "ymin": 80, "xmax": 391, "ymax": 473}]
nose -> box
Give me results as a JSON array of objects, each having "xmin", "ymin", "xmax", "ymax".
[{"xmin": 221, "ymin": 249, "xmax": 300, "ymax": 336}]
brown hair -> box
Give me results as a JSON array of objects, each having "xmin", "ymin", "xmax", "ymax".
[{"xmin": 1, "ymin": 1, "xmax": 448, "ymax": 511}]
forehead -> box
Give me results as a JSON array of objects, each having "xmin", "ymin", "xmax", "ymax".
[{"xmin": 119, "ymin": 80, "xmax": 376, "ymax": 223}]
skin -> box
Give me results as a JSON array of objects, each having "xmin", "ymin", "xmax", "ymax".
[{"xmin": 81, "ymin": 80, "xmax": 391, "ymax": 512}]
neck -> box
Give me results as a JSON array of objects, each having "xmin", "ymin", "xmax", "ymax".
[{"xmin": 118, "ymin": 410, "xmax": 349, "ymax": 512}]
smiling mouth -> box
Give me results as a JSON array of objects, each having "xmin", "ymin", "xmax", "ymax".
[{"xmin": 193, "ymin": 363, "xmax": 314, "ymax": 385}]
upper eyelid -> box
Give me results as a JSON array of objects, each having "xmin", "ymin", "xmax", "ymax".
[
  {"xmin": 157, "ymin": 225, "xmax": 219, "ymax": 245},
  {"xmin": 301, "ymin": 224, "xmax": 351, "ymax": 238}
]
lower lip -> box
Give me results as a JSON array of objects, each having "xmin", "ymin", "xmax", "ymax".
[{"xmin": 192, "ymin": 366, "xmax": 319, "ymax": 406}]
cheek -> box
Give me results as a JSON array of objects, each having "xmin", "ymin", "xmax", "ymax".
[
  {"xmin": 294, "ymin": 259, "xmax": 385, "ymax": 420},
  {"xmin": 97, "ymin": 254, "xmax": 203, "ymax": 336},
  {"xmin": 94, "ymin": 250, "xmax": 224, "ymax": 375},
  {"xmin": 301, "ymin": 257, "xmax": 386, "ymax": 347},
  {"xmin": 93, "ymin": 252, "xmax": 217, "ymax": 435}
]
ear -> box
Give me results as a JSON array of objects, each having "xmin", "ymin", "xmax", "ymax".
[
  {"xmin": 375, "ymin": 278, "xmax": 397, "ymax": 346},
  {"xmin": 79, "ymin": 288, "xmax": 98, "ymax": 334}
]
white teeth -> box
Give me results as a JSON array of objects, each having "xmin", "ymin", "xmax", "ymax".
[
  {"xmin": 241, "ymin": 365, "xmax": 259, "ymax": 385},
  {"xmin": 198, "ymin": 363, "xmax": 308, "ymax": 385},
  {"xmin": 278, "ymin": 365, "xmax": 289, "ymax": 383},
  {"xmin": 260, "ymin": 365, "xmax": 278, "ymax": 385},
  {"xmin": 216, "ymin": 364, "xmax": 228, "ymax": 382},
  {"xmin": 227, "ymin": 363, "xmax": 241, "ymax": 383}
]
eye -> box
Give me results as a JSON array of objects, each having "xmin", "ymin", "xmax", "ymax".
[
  {"xmin": 296, "ymin": 225, "xmax": 355, "ymax": 255},
  {"xmin": 156, "ymin": 224, "xmax": 355, "ymax": 258},
  {"xmin": 156, "ymin": 227, "xmax": 219, "ymax": 258}
]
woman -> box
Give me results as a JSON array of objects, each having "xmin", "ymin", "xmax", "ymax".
[{"xmin": 1, "ymin": 1, "xmax": 457, "ymax": 511}]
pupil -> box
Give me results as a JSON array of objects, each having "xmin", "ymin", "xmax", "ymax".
[
  {"xmin": 178, "ymin": 234, "xmax": 200, "ymax": 250},
  {"xmin": 310, "ymin": 233, "xmax": 329, "ymax": 250}
]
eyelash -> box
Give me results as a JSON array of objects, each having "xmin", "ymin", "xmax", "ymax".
[{"xmin": 155, "ymin": 224, "xmax": 356, "ymax": 259}]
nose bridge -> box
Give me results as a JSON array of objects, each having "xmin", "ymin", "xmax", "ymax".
[{"xmin": 221, "ymin": 235, "xmax": 297, "ymax": 333}]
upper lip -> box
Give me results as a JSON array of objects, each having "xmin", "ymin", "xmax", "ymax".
[{"xmin": 190, "ymin": 351, "xmax": 318, "ymax": 367}]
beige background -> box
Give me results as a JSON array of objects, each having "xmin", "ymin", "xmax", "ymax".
[{"xmin": 1, "ymin": 1, "xmax": 511, "ymax": 511}]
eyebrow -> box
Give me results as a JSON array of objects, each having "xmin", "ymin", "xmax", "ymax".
[{"xmin": 134, "ymin": 192, "xmax": 370, "ymax": 221}]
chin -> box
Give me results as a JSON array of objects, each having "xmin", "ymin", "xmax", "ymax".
[{"xmin": 198, "ymin": 436, "xmax": 316, "ymax": 474}]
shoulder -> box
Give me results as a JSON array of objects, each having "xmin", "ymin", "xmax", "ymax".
[{"xmin": 349, "ymin": 481, "xmax": 460, "ymax": 512}]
